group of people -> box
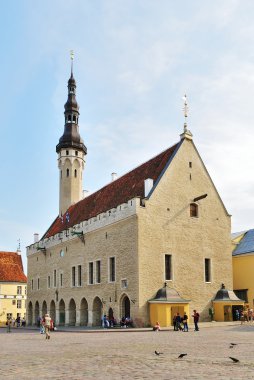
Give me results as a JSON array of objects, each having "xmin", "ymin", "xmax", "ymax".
[
  {"xmin": 153, "ymin": 310, "xmax": 200, "ymax": 332},
  {"xmin": 6, "ymin": 316, "xmax": 26, "ymax": 332},
  {"xmin": 239, "ymin": 308, "xmax": 254, "ymax": 324},
  {"xmin": 102, "ymin": 315, "xmax": 133, "ymax": 328}
]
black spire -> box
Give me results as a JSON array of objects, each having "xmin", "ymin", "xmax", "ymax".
[{"xmin": 56, "ymin": 69, "xmax": 87, "ymax": 154}]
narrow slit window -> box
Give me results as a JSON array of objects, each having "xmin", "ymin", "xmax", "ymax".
[
  {"xmin": 190, "ymin": 203, "xmax": 198, "ymax": 217},
  {"xmin": 66, "ymin": 168, "xmax": 69, "ymax": 177},
  {"xmin": 205, "ymin": 258, "xmax": 211, "ymax": 282},
  {"xmin": 165, "ymin": 254, "xmax": 172, "ymax": 280}
]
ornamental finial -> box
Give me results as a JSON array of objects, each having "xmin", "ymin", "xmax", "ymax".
[
  {"xmin": 70, "ymin": 50, "xmax": 74, "ymax": 75},
  {"xmin": 182, "ymin": 94, "xmax": 189, "ymax": 132}
]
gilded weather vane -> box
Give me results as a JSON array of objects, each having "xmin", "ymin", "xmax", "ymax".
[{"xmin": 182, "ymin": 94, "xmax": 189, "ymax": 132}]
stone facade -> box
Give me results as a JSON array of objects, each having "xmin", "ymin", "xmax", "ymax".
[{"xmin": 27, "ymin": 135, "xmax": 232, "ymax": 326}]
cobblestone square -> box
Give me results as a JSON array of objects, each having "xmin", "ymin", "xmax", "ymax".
[{"xmin": 1, "ymin": 324, "xmax": 254, "ymax": 379}]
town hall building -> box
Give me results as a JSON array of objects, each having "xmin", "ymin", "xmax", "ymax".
[{"xmin": 26, "ymin": 66, "xmax": 235, "ymax": 327}]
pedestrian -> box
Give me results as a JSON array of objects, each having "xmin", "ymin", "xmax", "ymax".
[
  {"xmin": 173, "ymin": 314, "xmax": 177, "ymax": 331},
  {"xmin": 153, "ymin": 321, "xmax": 161, "ymax": 331},
  {"xmin": 192, "ymin": 310, "xmax": 200, "ymax": 331},
  {"xmin": 6, "ymin": 316, "xmax": 11, "ymax": 333},
  {"xmin": 43, "ymin": 313, "xmax": 51, "ymax": 340},
  {"xmin": 183, "ymin": 312, "xmax": 188, "ymax": 332},
  {"xmin": 175, "ymin": 313, "xmax": 182, "ymax": 331}
]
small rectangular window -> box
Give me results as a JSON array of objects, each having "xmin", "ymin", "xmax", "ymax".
[
  {"xmin": 121, "ymin": 279, "xmax": 128, "ymax": 289},
  {"xmin": 205, "ymin": 258, "xmax": 211, "ymax": 282},
  {"xmin": 17, "ymin": 286, "xmax": 22, "ymax": 295},
  {"xmin": 165, "ymin": 254, "xmax": 172, "ymax": 280},
  {"xmin": 17, "ymin": 300, "xmax": 22, "ymax": 309},
  {"xmin": 89, "ymin": 262, "xmax": 94, "ymax": 284},
  {"xmin": 60, "ymin": 273, "xmax": 63, "ymax": 287},
  {"xmin": 78, "ymin": 265, "xmax": 82, "ymax": 287},
  {"xmin": 96, "ymin": 261, "xmax": 101, "ymax": 283},
  {"xmin": 72, "ymin": 267, "xmax": 76, "ymax": 287},
  {"xmin": 12, "ymin": 300, "xmax": 16, "ymax": 305},
  {"xmin": 109, "ymin": 257, "xmax": 116, "ymax": 282},
  {"xmin": 37, "ymin": 278, "xmax": 40, "ymax": 290},
  {"xmin": 48, "ymin": 276, "xmax": 51, "ymax": 288},
  {"xmin": 189, "ymin": 162, "xmax": 192, "ymax": 168},
  {"xmin": 54, "ymin": 270, "xmax": 57, "ymax": 287}
]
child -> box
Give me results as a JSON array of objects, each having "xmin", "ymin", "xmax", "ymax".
[{"xmin": 153, "ymin": 321, "xmax": 161, "ymax": 331}]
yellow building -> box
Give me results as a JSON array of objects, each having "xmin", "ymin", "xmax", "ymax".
[
  {"xmin": 232, "ymin": 229, "xmax": 254, "ymax": 309},
  {"xmin": 0, "ymin": 251, "xmax": 27, "ymax": 325}
]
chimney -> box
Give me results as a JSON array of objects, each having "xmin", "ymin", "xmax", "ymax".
[
  {"xmin": 34, "ymin": 233, "xmax": 39, "ymax": 243},
  {"xmin": 83, "ymin": 190, "xmax": 89, "ymax": 199},
  {"xmin": 144, "ymin": 178, "xmax": 154, "ymax": 197},
  {"xmin": 111, "ymin": 172, "xmax": 117, "ymax": 182}
]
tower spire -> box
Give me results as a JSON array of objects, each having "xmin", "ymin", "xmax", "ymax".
[{"xmin": 70, "ymin": 50, "xmax": 74, "ymax": 77}]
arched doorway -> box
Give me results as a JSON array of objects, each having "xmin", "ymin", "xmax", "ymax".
[
  {"xmin": 59, "ymin": 299, "xmax": 65, "ymax": 326},
  {"xmin": 34, "ymin": 301, "xmax": 39, "ymax": 325},
  {"xmin": 50, "ymin": 300, "xmax": 56, "ymax": 324},
  {"xmin": 42, "ymin": 300, "xmax": 47, "ymax": 316},
  {"xmin": 121, "ymin": 295, "xmax": 131, "ymax": 318},
  {"xmin": 69, "ymin": 299, "xmax": 76, "ymax": 326},
  {"xmin": 28, "ymin": 302, "xmax": 33, "ymax": 326},
  {"xmin": 92, "ymin": 297, "xmax": 102, "ymax": 326},
  {"xmin": 80, "ymin": 298, "xmax": 88, "ymax": 326},
  {"xmin": 108, "ymin": 307, "xmax": 114, "ymax": 320}
]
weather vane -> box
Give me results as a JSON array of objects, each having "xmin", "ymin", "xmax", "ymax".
[
  {"xmin": 17, "ymin": 238, "xmax": 21, "ymax": 251},
  {"xmin": 182, "ymin": 94, "xmax": 189, "ymax": 132},
  {"xmin": 70, "ymin": 50, "xmax": 74, "ymax": 74}
]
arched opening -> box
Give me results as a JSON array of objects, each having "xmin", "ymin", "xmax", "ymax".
[
  {"xmin": 74, "ymin": 169, "xmax": 77, "ymax": 178},
  {"xmin": 68, "ymin": 114, "xmax": 71, "ymax": 122},
  {"xmin": 92, "ymin": 297, "xmax": 103, "ymax": 326},
  {"xmin": 108, "ymin": 307, "xmax": 114, "ymax": 320},
  {"xmin": 66, "ymin": 168, "xmax": 69, "ymax": 177},
  {"xmin": 50, "ymin": 300, "xmax": 56, "ymax": 324},
  {"xmin": 69, "ymin": 298, "xmax": 76, "ymax": 326},
  {"xmin": 190, "ymin": 203, "xmax": 198, "ymax": 217},
  {"xmin": 42, "ymin": 300, "xmax": 47, "ymax": 317},
  {"xmin": 34, "ymin": 301, "xmax": 39, "ymax": 326},
  {"xmin": 80, "ymin": 298, "xmax": 88, "ymax": 326},
  {"xmin": 59, "ymin": 299, "xmax": 65, "ymax": 326},
  {"xmin": 73, "ymin": 115, "xmax": 76, "ymax": 123},
  {"xmin": 28, "ymin": 301, "xmax": 33, "ymax": 326},
  {"xmin": 121, "ymin": 294, "xmax": 131, "ymax": 318}
]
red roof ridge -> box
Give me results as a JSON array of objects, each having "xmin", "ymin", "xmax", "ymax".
[{"xmin": 0, "ymin": 251, "xmax": 27, "ymax": 283}]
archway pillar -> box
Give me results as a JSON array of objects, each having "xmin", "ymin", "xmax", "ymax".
[
  {"xmin": 87, "ymin": 310, "xmax": 93, "ymax": 327},
  {"xmin": 55, "ymin": 308, "xmax": 60, "ymax": 326},
  {"xmin": 76, "ymin": 309, "xmax": 81, "ymax": 326},
  {"xmin": 65, "ymin": 309, "xmax": 70, "ymax": 326}
]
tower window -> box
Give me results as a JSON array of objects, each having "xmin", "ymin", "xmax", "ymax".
[
  {"xmin": 66, "ymin": 150, "xmax": 69, "ymax": 155},
  {"xmin": 189, "ymin": 162, "xmax": 192, "ymax": 168},
  {"xmin": 68, "ymin": 115, "xmax": 71, "ymax": 122},
  {"xmin": 75, "ymin": 151, "xmax": 78, "ymax": 156},
  {"xmin": 66, "ymin": 168, "xmax": 69, "ymax": 177},
  {"xmin": 73, "ymin": 115, "xmax": 76, "ymax": 123},
  {"xmin": 74, "ymin": 169, "xmax": 77, "ymax": 178},
  {"xmin": 109, "ymin": 257, "xmax": 116, "ymax": 282},
  {"xmin": 190, "ymin": 203, "xmax": 198, "ymax": 217}
]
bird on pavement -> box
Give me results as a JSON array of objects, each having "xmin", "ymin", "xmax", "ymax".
[
  {"xmin": 155, "ymin": 350, "xmax": 163, "ymax": 356},
  {"xmin": 229, "ymin": 357, "xmax": 239, "ymax": 363},
  {"xmin": 178, "ymin": 354, "xmax": 187, "ymax": 359}
]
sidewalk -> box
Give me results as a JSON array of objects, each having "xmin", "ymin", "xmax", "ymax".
[{"xmin": 19, "ymin": 320, "xmax": 245, "ymax": 333}]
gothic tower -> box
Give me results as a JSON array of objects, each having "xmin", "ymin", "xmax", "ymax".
[{"xmin": 56, "ymin": 66, "xmax": 87, "ymax": 216}]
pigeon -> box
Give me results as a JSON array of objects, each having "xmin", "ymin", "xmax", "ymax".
[
  {"xmin": 229, "ymin": 357, "xmax": 239, "ymax": 363},
  {"xmin": 230, "ymin": 343, "xmax": 238, "ymax": 346},
  {"xmin": 178, "ymin": 353, "xmax": 187, "ymax": 358},
  {"xmin": 155, "ymin": 350, "xmax": 163, "ymax": 356}
]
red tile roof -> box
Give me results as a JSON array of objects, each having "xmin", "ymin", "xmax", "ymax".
[
  {"xmin": 0, "ymin": 251, "xmax": 27, "ymax": 283},
  {"xmin": 44, "ymin": 142, "xmax": 180, "ymax": 238}
]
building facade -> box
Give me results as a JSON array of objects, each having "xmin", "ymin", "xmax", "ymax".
[
  {"xmin": 232, "ymin": 229, "xmax": 254, "ymax": 308},
  {"xmin": 26, "ymin": 69, "xmax": 233, "ymax": 327},
  {"xmin": 0, "ymin": 251, "xmax": 27, "ymax": 325}
]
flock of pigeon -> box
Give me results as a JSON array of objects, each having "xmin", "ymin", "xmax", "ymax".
[{"xmin": 154, "ymin": 343, "xmax": 240, "ymax": 363}]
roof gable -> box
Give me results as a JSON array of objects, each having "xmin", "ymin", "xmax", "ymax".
[
  {"xmin": 0, "ymin": 251, "xmax": 27, "ymax": 283},
  {"xmin": 44, "ymin": 141, "xmax": 181, "ymax": 238},
  {"xmin": 233, "ymin": 229, "xmax": 254, "ymax": 256}
]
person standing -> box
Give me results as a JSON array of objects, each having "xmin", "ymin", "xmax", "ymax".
[
  {"xmin": 192, "ymin": 310, "xmax": 200, "ymax": 331},
  {"xmin": 43, "ymin": 313, "xmax": 51, "ymax": 340},
  {"xmin": 183, "ymin": 312, "xmax": 188, "ymax": 332},
  {"xmin": 6, "ymin": 316, "xmax": 11, "ymax": 333}
]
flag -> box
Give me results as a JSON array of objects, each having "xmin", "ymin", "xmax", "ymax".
[{"xmin": 66, "ymin": 212, "xmax": 70, "ymax": 223}]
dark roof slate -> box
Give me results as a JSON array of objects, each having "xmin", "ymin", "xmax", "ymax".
[
  {"xmin": 44, "ymin": 141, "xmax": 181, "ymax": 238},
  {"xmin": 233, "ymin": 229, "xmax": 254, "ymax": 256},
  {"xmin": 0, "ymin": 251, "xmax": 27, "ymax": 283}
]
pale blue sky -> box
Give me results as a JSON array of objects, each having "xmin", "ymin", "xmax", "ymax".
[{"xmin": 1, "ymin": 0, "xmax": 254, "ymax": 272}]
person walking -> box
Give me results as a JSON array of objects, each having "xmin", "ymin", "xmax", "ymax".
[
  {"xmin": 43, "ymin": 313, "xmax": 52, "ymax": 340},
  {"xmin": 6, "ymin": 317, "xmax": 11, "ymax": 333},
  {"xmin": 192, "ymin": 310, "xmax": 200, "ymax": 331}
]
